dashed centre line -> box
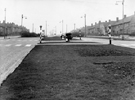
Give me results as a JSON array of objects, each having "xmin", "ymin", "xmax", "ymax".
[{"xmin": 25, "ymin": 44, "xmax": 31, "ymax": 47}]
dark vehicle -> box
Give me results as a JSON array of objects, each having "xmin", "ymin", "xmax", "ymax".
[
  {"xmin": 65, "ymin": 33, "xmax": 72, "ymax": 42},
  {"xmin": 60, "ymin": 34, "xmax": 65, "ymax": 39}
]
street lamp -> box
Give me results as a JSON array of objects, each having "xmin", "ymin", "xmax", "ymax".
[
  {"xmin": 81, "ymin": 14, "xmax": 86, "ymax": 37},
  {"xmin": 45, "ymin": 21, "xmax": 47, "ymax": 36},
  {"xmin": 21, "ymin": 14, "xmax": 27, "ymax": 27},
  {"xmin": 4, "ymin": 8, "xmax": 6, "ymax": 39},
  {"xmin": 74, "ymin": 23, "xmax": 76, "ymax": 31},
  {"xmin": 60, "ymin": 20, "xmax": 64, "ymax": 35},
  {"xmin": 116, "ymin": 0, "xmax": 125, "ymax": 34},
  {"xmin": 66, "ymin": 24, "xmax": 68, "ymax": 33}
]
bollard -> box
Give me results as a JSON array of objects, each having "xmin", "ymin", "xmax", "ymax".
[
  {"xmin": 109, "ymin": 38, "xmax": 111, "ymax": 45},
  {"xmin": 109, "ymin": 34, "xmax": 112, "ymax": 45}
]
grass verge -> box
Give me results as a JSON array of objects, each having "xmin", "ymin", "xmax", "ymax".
[{"xmin": 1, "ymin": 45, "xmax": 135, "ymax": 100}]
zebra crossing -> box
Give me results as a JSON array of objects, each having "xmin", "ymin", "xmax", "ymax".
[
  {"xmin": 0, "ymin": 44, "xmax": 32, "ymax": 47},
  {"xmin": 0, "ymin": 39, "xmax": 38, "ymax": 42},
  {"xmin": 0, "ymin": 38, "xmax": 38, "ymax": 47}
]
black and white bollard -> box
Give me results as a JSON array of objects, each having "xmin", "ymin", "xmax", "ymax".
[{"xmin": 109, "ymin": 34, "xmax": 112, "ymax": 45}]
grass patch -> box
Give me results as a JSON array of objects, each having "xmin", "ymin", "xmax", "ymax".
[
  {"xmin": 75, "ymin": 45, "xmax": 135, "ymax": 56},
  {"xmin": 1, "ymin": 45, "xmax": 135, "ymax": 100}
]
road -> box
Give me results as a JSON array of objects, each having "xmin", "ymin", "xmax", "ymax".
[
  {"xmin": 0, "ymin": 36, "xmax": 39, "ymax": 85},
  {"xmin": 79, "ymin": 37, "xmax": 135, "ymax": 49}
]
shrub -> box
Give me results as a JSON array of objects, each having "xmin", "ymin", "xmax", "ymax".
[{"xmin": 20, "ymin": 31, "xmax": 39, "ymax": 37}]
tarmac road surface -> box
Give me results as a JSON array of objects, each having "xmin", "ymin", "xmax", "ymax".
[{"xmin": 0, "ymin": 37, "xmax": 39, "ymax": 86}]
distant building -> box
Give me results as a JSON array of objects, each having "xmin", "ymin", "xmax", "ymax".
[
  {"xmin": 88, "ymin": 20, "xmax": 115, "ymax": 36},
  {"xmin": 111, "ymin": 14, "xmax": 135, "ymax": 35},
  {"xmin": 71, "ymin": 12, "xmax": 135, "ymax": 37}
]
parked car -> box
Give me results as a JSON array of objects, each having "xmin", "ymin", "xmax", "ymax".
[{"xmin": 65, "ymin": 33, "xmax": 72, "ymax": 42}]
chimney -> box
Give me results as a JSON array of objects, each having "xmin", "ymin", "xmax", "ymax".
[
  {"xmin": 105, "ymin": 20, "xmax": 107, "ymax": 23},
  {"xmin": 91, "ymin": 24, "xmax": 93, "ymax": 26},
  {"xmin": 116, "ymin": 17, "xmax": 119, "ymax": 22},
  {"xmin": 95, "ymin": 22, "xmax": 97, "ymax": 25},
  {"xmin": 99, "ymin": 21, "xmax": 101, "ymax": 24},
  {"xmin": 109, "ymin": 20, "xmax": 111, "ymax": 22}
]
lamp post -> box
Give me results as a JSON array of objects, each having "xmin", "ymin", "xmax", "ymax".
[
  {"xmin": 21, "ymin": 14, "xmax": 27, "ymax": 26},
  {"xmin": 4, "ymin": 8, "xmax": 7, "ymax": 39},
  {"xmin": 45, "ymin": 21, "xmax": 48, "ymax": 36},
  {"xmin": 74, "ymin": 23, "xmax": 76, "ymax": 32},
  {"xmin": 66, "ymin": 24, "xmax": 68, "ymax": 33},
  {"xmin": 62, "ymin": 20, "xmax": 63, "ymax": 34},
  {"xmin": 81, "ymin": 14, "xmax": 86, "ymax": 37},
  {"xmin": 84, "ymin": 14, "xmax": 86, "ymax": 37},
  {"xmin": 32, "ymin": 23, "xmax": 34, "ymax": 32},
  {"xmin": 116, "ymin": 0, "xmax": 125, "ymax": 34},
  {"xmin": 59, "ymin": 20, "xmax": 64, "ymax": 35}
]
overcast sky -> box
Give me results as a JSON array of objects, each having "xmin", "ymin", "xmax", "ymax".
[{"xmin": 0, "ymin": 0, "xmax": 135, "ymax": 35}]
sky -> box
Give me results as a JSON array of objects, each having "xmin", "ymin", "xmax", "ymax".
[{"xmin": 0, "ymin": 0, "xmax": 135, "ymax": 35}]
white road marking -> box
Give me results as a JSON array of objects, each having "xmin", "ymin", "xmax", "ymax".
[
  {"xmin": 120, "ymin": 44, "xmax": 129, "ymax": 47},
  {"xmin": 5, "ymin": 44, "xmax": 11, "ymax": 47},
  {"xmin": 130, "ymin": 44, "xmax": 135, "ymax": 46},
  {"xmin": 15, "ymin": 44, "xmax": 22, "ymax": 47},
  {"xmin": 25, "ymin": 44, "xmax": 31, "ymax": 47}
]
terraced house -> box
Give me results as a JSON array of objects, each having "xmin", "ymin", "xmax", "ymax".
[
  {"xmin": 88, "ymin": 12, "xmax": 135, "ymax": 36},
  {"xmin": 111, "ymin": 14, "xmax": 135, "ymax": 35},
  {"xmin": 88, "ymin": 20, "xmax": 115, "ymax": 35}
]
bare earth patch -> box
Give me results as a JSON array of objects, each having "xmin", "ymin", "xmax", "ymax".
[{"xmin": 1, "ymin": 45, "xmax": 135, "ymax": 100}]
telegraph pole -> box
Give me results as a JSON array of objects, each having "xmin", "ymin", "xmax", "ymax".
[
  {"xmin": 74, "ymin": 23, "xmax": 76, "ymax": 31},
  {"xmin": 122, "ymin": 0, "xmax": 125, "ymax": 34},
  {"xmin": 66, "ymin": 24, "xmax": 68, "ymax": 33},
  {"xmin": 21, "ymin": 14, "xmax": 23, "ymax": 26},
  {"xmin": 32, "ymin": 23, "xmax": 34, "ymax": 32},
  {"xmin": 116, "ymin": 0, "xmax": 125, "ymax": 34},
  {"xmin": 4, "ymin": 8, "xmax": 6, "ymax": 39},
  {"xmin": 84, "ymin": 14, "xmax": 86, "ymax": 37},
  {"xmin": 62, "ymin": 20, "xmax": 63, "ymax": 34},
  {"xmin": 46, "ymin": 21, "xmax": 47, "ymax": 36}
]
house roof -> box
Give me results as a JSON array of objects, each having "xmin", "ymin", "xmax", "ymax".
[{"xmin": 112, "ymin": 15, "xmax": 134, "ymax": 26}]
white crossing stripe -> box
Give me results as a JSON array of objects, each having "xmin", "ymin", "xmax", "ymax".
[
  {"xmin": 5, "ymin": 44, "xmax": 11, "ymax": 47},
  {"xmin": 130, "ymin": 44, "xmax": 135, "ymax": 46},
  {"xmin": 120, "ymin": 44, "xmax": 129, "ymax": 47},
  {"xmin": 15, "ymin": 44, "xmax": 22, "ymax": 46},
  {"xmin": 25, "ymin": 44, "xmax": 31, "ymax": 47}
]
